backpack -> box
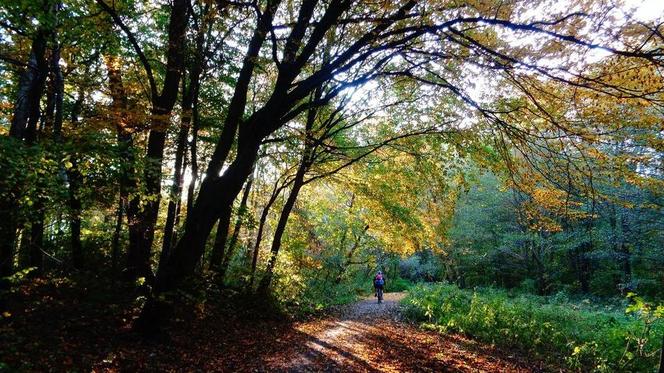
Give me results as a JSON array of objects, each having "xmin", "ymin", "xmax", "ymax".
[{"xmin": 374, "ymin": 275, "xmax": 384, "ymax": 286}]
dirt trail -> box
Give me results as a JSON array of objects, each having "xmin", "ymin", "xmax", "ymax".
[
  {"xmin": 264, "ymin": 292, "xmax": 535, "ymax": 372},
  {"xmin": 0, "ymin": 283, "xmax": 537, "ymax": 372},
  {"xmin": 2, "ymin": 283, "xmax": 542, "ymax": 372}
]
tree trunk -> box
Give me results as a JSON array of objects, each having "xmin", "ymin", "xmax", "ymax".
[
  {"xmin": 136, "ymin": 146, "xmax": 259, "ymax": 331},
  {"xmin": 151, "ymin": 0, "xmax": 319, "ymax": 296},
  {"xmin": 578, "ymin": 242, "xmax": 591, "ymax": 293},
  {"xmin": 185, "ymin": 103, "xmax": 199, "ymax": 227},
  {"xmin": 128, "ymin": 0, "xmax": 188, "ymax": 280},
  {"xmin": 218, "ymin": 173, "xmax": 254, "ymax": 283},
  {"xmin": 1, "ymin": 28, "xmax": 49, "ymax": 277},
  {"xmin": 256, "ymin": 81, "xmax": 322, "ymax": 294},
  {"xmin": 67, "ymin": 91, "xmax": 83, "ymax": 269},
  {"xmin": 209, "ymin": 204, "xmax": 233, "ymax": 271},
  {"xmin": 30, "ymin": 14, "xmax": 65, "ymax": 273},
  {"xmin": 174, "ymin": 150, "xmax": 187, "ymax": 230},
  {"xmin": 0, "ymin": 199, "xmax": 16, "ymax": 277},
  {"xmin": 619, "ymin": 212, "xmax": 632, "ymax": 284},
  {"xmin": 9, "ymin": 30, "xmax": 48, "ymax": 141},
  {"xmin": 155, "ymin": 137, "xmax": 262, "ymax": 292},
  {"xmin": 336, "ymin": 224, "xmax": 369, "ymax": 284},
  {"xmin": 129, "ymin": 117, "xmax": 167, "ymax": 279},
  {"xmin": 180, "ymin": 2, "xmax": 208, "ymax": 231},
  {"xmin": 28, "ymin": 208, "xmax": 44, "ymax": 270},
  {"xmin": 257, "ymin": 154, "xmax": 309, "ymax": 294},
  {"xmin": 248, "ymin": 181, "xmax": 282, "ymax": 290},
  {"xmin": 105, "ymin": 56, "xmax": 140, "ymax": 278},
  {"xmin": 148, "ymin": 0, "xmax": 369, "ymax": 299},
  {"xmin": 51, "ymin": 42, "xmax": 64, "ymax": 139},
  {"xmin": 111, "ymin": 192, "xmax": 124, "ymax": 275},
  {"xmin": 17, "ymin": 226, "xmax": 30, "ymax": 269},
  {"xmin": 160, "ymin": 75, "xmax": 198, "ymax": 266},
  {"xmin": 68, "ymin": 158, "xmax": 83, "ymax": 269}
]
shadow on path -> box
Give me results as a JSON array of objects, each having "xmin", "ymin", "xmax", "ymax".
[
  {"xmin": 1, "ymin": 279, "xmax": 542, "ymax": 372},
  {"xmin": 260, "ymin": 292, "xmax": 536, "ymax": 372}
]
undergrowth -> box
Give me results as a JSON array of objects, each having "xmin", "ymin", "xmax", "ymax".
[{"xmin": 403, "ymin": 283, "xmax": 664, "ymax": 372}]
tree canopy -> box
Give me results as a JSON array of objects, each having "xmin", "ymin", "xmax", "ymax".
[{"xmin": 0, "ymin": 0, "xmax": 663, "ymax": 362}]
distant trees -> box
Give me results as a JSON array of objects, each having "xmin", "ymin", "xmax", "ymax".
[{"xmin": 443, "ymin": 166, "xmax": 664, "ymax": 298}]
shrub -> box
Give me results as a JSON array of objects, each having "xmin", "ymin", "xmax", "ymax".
[
  {"xmin": 398, "ymin": 250, "xmax": 442, "ymax": 282},
  {"xmin": 386, "ymin": 277, "xmax": 413, "ymax": 292}
]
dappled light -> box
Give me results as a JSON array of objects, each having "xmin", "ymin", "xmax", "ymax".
[{"xmin": 1, "ymin": 0, "xmax": 663, "ymax": 370}]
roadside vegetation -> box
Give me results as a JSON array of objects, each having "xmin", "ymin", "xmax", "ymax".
[{"xmin": 403, "ymin": 283, "xmax": 664, "ymax": 372}]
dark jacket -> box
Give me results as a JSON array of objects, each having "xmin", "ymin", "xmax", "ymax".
[{"xmin": 373, "ymin": 274, "xmax": 385, "ymax": 289}]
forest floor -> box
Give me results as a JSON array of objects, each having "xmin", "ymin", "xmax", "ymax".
[{"xmin": 1, "ymin": 277, "xmax": 547, "ymax": 372}]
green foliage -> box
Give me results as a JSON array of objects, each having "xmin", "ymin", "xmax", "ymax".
[
  {"xmin": 270, "ymin": 260, "xmax": 370, "ymax": 315},
  {"xmin": 445, "ymin": 168, "xmax": 664, "ymax": 299},
  {"xmin": 1, "ymin": 1, "xmax": 663, "ymax": 370},
  {"xmin": 399, "ymin": 250, "xmax": 444, "ymax": 282},
  {"xmin": 403, "ymin": 284, "xmax": 664, "ymax": 372},
  {"xmin": 385, "ymin": 277, "xmax": 413, "ymax": 292},
  {"xmin": 2, "ymin": 267, "xmax": 37, "ymax": 285}
]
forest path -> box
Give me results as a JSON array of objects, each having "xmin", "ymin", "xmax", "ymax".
[
  {"xmin": 263, "ymin": 292, "xmax": 534, "ymax": 372},
  {"xmin": 1, "ymin": 279, "xmax": 545, "ymax": 371}
]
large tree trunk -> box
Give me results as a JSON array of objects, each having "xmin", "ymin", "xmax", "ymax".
[
  {"xmin": 130, "ymin": 117, "xmax": 168, "ymax": 279},
  {"xmin": 127, "ymin": 0, "xmax": 188, "ymax": 280},
  {"xmin": 154, "ymin": 0, "xmax": 370, "ymax": 290},
  {"xmin": 152, "ymin": 0, "xmax": 280, "ymax": 293},
  {"xmin": 209, "ymin": 174, "xmax": 253, "ymax": 273},
  {"xmin": 155, "ymin": 138, "xmax": 262, "ymax": 292},
  {"xmin": 162, "ymin": 3, "xmax": 208, "ymax": 260},
  {"xmin": 135, "ymin": 139, "xmax": 260, "ymax": 334},
  {"xmin": 22, "ymin": 30, "xmax": 51, "ymax": 273},
  {"xmin": 136, "ymin": 0, "xmax": 415, "ymax": 332},
  {"xmin": 1, "ymin": 29, "xmax": 49, "ymax": 278},
  {"xmin": 26, "ymin": 38, "xmax": 63, "ymax": 273},
  {"xmin": 9, "ymin": 31, "xmax": 48, "ymax": 141}
]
